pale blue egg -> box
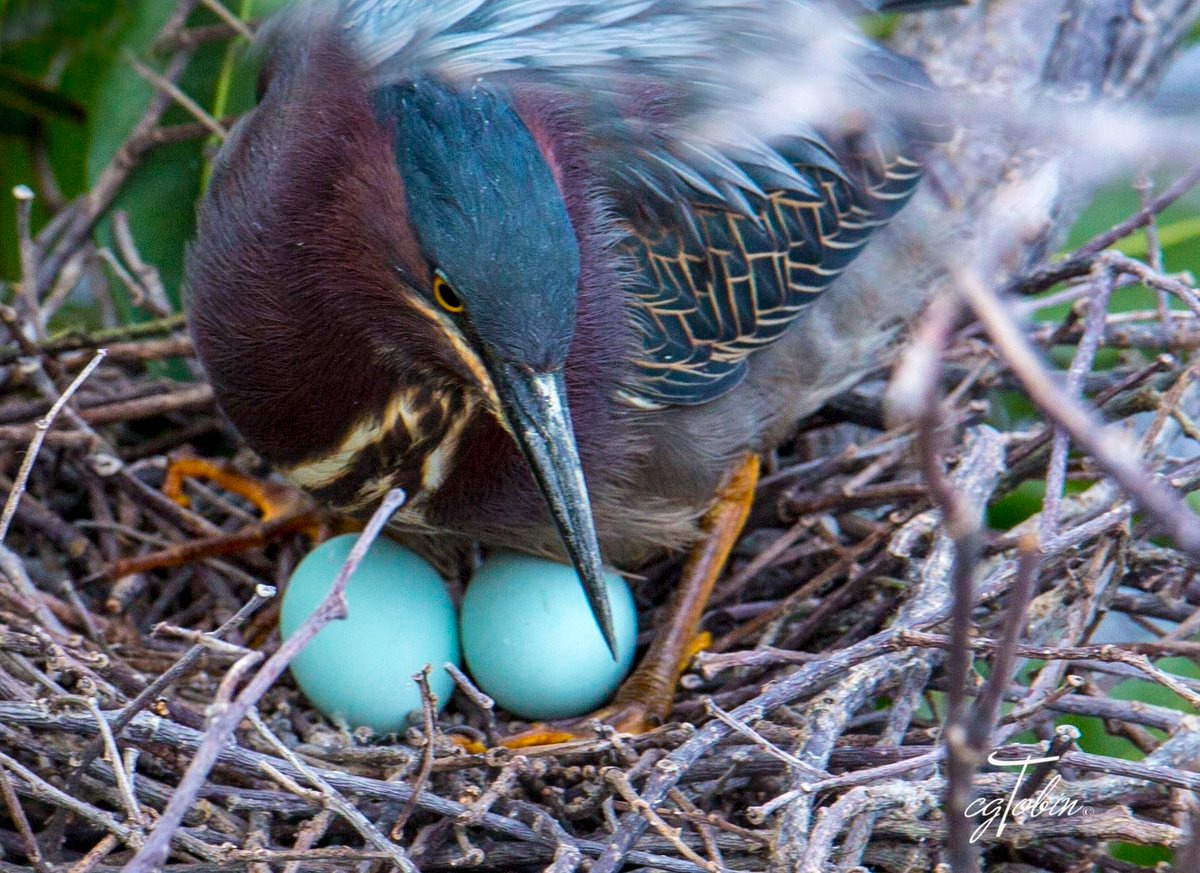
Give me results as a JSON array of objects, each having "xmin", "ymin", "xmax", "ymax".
[
  {"xmin": 459, "ymin": 551, "xmax": 638, "ymax": 720},
  {"xmin": 280, "ymin": 535, "xmax": 459, "ymax": 734}
]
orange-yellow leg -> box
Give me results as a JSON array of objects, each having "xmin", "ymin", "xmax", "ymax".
[
  {"xmin": 105, "ymin": 456, "xmax": 331, "ymax": 578},
  {"xmin": 503, "ymin": 454, "xmax": 760, "ymax": 748}
]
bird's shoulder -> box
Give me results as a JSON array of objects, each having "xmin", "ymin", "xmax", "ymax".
[
  {"xmin": 268, "ymin": 0, "xmax": 950, "ymax": 408},
  {"xmin": 614, "ymin": 119, "xmax": 930, "ymax": 408}
]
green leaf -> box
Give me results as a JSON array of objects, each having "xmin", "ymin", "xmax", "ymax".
[
  {"xmin": 1, "ymin": 0, "xmax": 121, "ymax": 46},
  {"xmin": 0, "ymin": 66, "xmax": 85, "ymax": 133},
  {"xmin": 85, "ymin": 2, "xmax": 229, "ymax": 315},
  {"xmin": 0, "ymin": 0, "xmax": 129, "ymax": 278}
]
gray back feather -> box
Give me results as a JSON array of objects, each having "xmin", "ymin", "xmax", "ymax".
[{"xmin": 273, "ymin": 0, "xmax": 922, "ymax": 213}]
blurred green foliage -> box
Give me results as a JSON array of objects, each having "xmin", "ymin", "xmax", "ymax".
[{"xmin": 0, "ymin": 0, "xmax": 286, "ymax": 311}]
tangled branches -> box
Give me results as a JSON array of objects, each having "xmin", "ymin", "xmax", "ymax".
[{"xmin": 1, "ymin": 1, "xmax": 1200, "ymax": 872}]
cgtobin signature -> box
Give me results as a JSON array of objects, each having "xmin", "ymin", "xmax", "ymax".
[{"xmin": 964, "ymin": 749, "xmax": 1091, "ymax": 843}]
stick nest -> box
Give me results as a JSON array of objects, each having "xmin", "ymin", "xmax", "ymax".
[{"xmin": 2, "ymin": 4, "xmax": 1200, "ymax": 873}]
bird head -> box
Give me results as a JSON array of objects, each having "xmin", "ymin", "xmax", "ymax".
[
  {"xmin": 372, "ymin": 80, "xmax": 618, "ymax": 653},
  {"xmin": 193, "ymin": 36, "xmax": 620, "ymax": 653}
]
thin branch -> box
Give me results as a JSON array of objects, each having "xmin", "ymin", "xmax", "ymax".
[
  {"xmin": 0, "ymin": 350, "xmax": 107, "ymax": 544},
  {"xmin": 123, "ymin": 489, "xmax": 407, "ymax": 873}
]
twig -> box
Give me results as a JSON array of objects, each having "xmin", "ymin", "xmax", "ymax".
[
  {"xmin": 604, "ymin": 767, "xmax": 718, "ymax": 872},
  {"xmin": 0, "ymin": 349, "xmax": 106, "ymax": 544},
  {"xmin": 123, "ymin": 488, "xmax": 407, "ymax": 873},
  {"xmin": 391, "ymin": 666, "xmax": 438, "ymax": 837},
  {"xmin": 84, "ymin": 698, "xmax": 145, "ymax": 829},
  {"xmin": 967, "ymin": 535, "xmax": 1041, "ymax": 748},
  {"xmin": 444, "ymin": 661, "xmax": 498, "ymax": 746},
  {"xmin": 248, "ymin": 711, "xmax": 418, "ymax": 872},
  {"xmin": 12, "ymin": 186, "xmax": 42, "ymax": 339},
  {"xmin": 0, "ymin": 766, "xmax": 48, "ymax": 873},
  {"xmin": 197, "ymin": 0, "xmax": 255, "ymax": 41},
  {"xmin": 957, "ymin": 266, "xmax": 1200, "ymax": 559},
  {"xmin": 702, "ymin": 699, "xmax": 829, "ymax": 781},
  {"xmin": 126, "ymin": 53, "xmax": 228, "ymax": 140},
  {"xmin": 1042, "ymin": 266, "xmax": 1114, "ymax": 537}
]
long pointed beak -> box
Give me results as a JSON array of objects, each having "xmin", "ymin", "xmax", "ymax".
[{"xmin": 491, "ymin": 364, "xmax": 618, "ymax": 658}]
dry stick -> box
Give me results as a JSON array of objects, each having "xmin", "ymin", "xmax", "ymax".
[
  {"xmin": 0, "ymin": 349, "xmax": 106, "ymax": 545},
  {"xmin": 916, "ymin": 378, "xmax": 982, "ymax": 873},
  {"xmin": 35, "ymin": 1, "xmax": 198, "ymax": 294},
  {"xmin": 0, "ymin": 546, "xmax": 67, "ymax": 638},
  {"xmin": 0, "ymin": 749, "xmax": 135, "ymax": 845},
  {"xmin": 112, "ymin": 211, "xmax": 172, "ymax": 317},
  {"xmin": 67, "ymin": 834, "xmax": 120, "ymax": 873},
  {"xmin": 702, "ymin": 699, "xmax": 829, "ymax": 781},
  {"xmin": 123, "ymin": 488, "xmax": 408, "ymax": 873},
  {"xmin": 247, "ymin": 711, "xmax": 417, "ymax": 872},
  {"xmin": 594, "ymin": 430, "xmax": 1005, "ymax": 873},
  {"xmin": 967, "ymin": 537, "xmax": 1041, "ymax": 747},
  {"xmin": 746, "ymin": 750, "xmax": 943, "ymax": 826},
  {"xmin": 939, "ymin": 537, "xmax": 1042, "ymax": 871},
  {"xmin": 39, "ymin": 247, "xmax": 89, "ymax": 328},
  {"xmin": 84, "ymin": 698, "xmax": 145, "ymax": 829},
  {"xmin": 835, "ymin": 657, "xmax": 936, "ymax": 868},
  {"xmin": 1007, "ymin": 160, "xmax": 1200, "ymax": 297},
  {"xmin": 1175, "ymin": 811, "xmax": 1200, "ymax": 873},
  {"xmin": 898, "ymin": 629, "xmax": 1200, "ymax": 703},
  {"xmin": 125, "ymin": 52, "xmax": 228, "ymax": 140},
  {"xmin": 0, "ymin": 314, "xmax": 186, "ymax": 365},
  {"xmin": 1078, "ymin": 162, "xmax": 1200, "ymax": 260},
  {"xmin": 800, "ymin": 782, "xmax": 937, "ymax": 873},
  {"xmin": 62, "ymin": 584, "xmax": 276, "ymax": 815},
  {"xmin": 444, "ymin": 661, "xmax": 497, "ymax": 745},
  {"xmin": 1135, "ymin": 171, "xmax": 1171, "ymax": 326},
  {"xmin": 96, "ymin": 248, "xmax": 149, "ymax": 311},
  {"xmin": 0, "ymin": 350, "xmax": 106, "ymax": 638},
  {"xmin": 281, "ymin": 809, "xmax": 335, "ymax": 873},
  {"xmin": 0, "ymin": 702, "xmax": 747, "ymax": 873},
  {"xmin": 1041, "ymin": 266, "xmax": 1114, "ymax": 538},
  {"xmin": 546, "ymin": 843, "xmax": 585, "ymax": 873},
  {"xmin": 0, "ymin": 766, "xmax": 48, "ymax": 873},
  {"xmin": 604, "ymin": 768, "xmax": 716, "ymax": 873},
  {"xmin": 957, "ymin": 267, "xmax": 1200, "ymax": 559},
  {"xmin": 589, "ymin": 601, "xmax": 994, "ymax": 872},
  {"xmin": 890, "ymin": 289, "xmax": 981, "ymax": 870},
  {"xmin": 196, "ymin": 0, "xmax": 256, "ymax": 41},
  {"xmin": 458, "ymin": 756, "xmax": 526, "ymax": 827},
  {"xmin": 391, "ymin": 666, "xmax": 438, "ymax": 838},
  {"xmin": 12, "ymin": 186, "xmax": 42, "ymax": 339}
]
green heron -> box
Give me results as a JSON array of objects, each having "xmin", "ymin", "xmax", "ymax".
[{"xmin": 184, "ymin": 0, "xmax": 950, "ymax": 741}]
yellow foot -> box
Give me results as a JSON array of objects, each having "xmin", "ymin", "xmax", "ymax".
[
  {"xmin": 163, "ymin": 454, "xmax": 317, "ymax": 527},
  {"xmin": 500, "ymin": 701, "xmax": 662, "ymax": 749},
  {"xmin": 497, "ymin": 631, "xmax": 715, "ymax": 748},
  {"xmin": 106, "ymin": 454, "xmax": 330, "ymax": 578},
  {"xmin": 497, "ymin": 453, "xmax": 759, "ymax": 750}
]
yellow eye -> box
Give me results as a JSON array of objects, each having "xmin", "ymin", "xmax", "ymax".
[{"xmin": 433, "ymin": 274, "xmax": 465, "ymax": 314}]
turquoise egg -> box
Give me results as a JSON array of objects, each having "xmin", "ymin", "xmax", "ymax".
[
  {"xmin": 459, "ymin": 551, "xmax": 638, "ymax": 720},
  {"xmin": 280, "ymin": 535, "xmax": 459, "ymax": 734}
]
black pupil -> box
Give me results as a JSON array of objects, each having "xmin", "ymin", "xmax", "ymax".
[{"xmin": 439, "ymin": 281, "xmax": 462, "ymax": 309}]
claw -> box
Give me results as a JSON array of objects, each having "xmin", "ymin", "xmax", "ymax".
[
  {"xmin": 163, "ymin": 454, "xmax": 316, "ymax": 528},
  {"xmin": 496, "ymin": 455, "xmax": 759, "ymax": 750},
  {"xmin": 105, "ymin": 455, "xmax": 330, "ymax": 579},
  {"xmin": 500, "ymin": 701, "xmax": 659, "ymax": 749}
]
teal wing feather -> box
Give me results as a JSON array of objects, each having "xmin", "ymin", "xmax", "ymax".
[
  {"xmin": 275, "ymin": 0, "xmax": 949, "ymax": 406},
  {"xmin": 618, "ymin": 57, "xmax": 940, "ymax": 408},
  {"xmin": 285, "ymin": 0, "xmax": 949, "ymax": 227}
]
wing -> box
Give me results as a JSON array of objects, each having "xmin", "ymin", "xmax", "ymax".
[
  {"xmin": 277, "ymin": 0, "xmax": 950, "ymax": 216},
  {"xmin": 271, "ymin": 0, "xmax": 949, "ymax": 406},
  {"xmin": 617, "ymin": 48, "xmax": 942, "ymax": 407}
]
